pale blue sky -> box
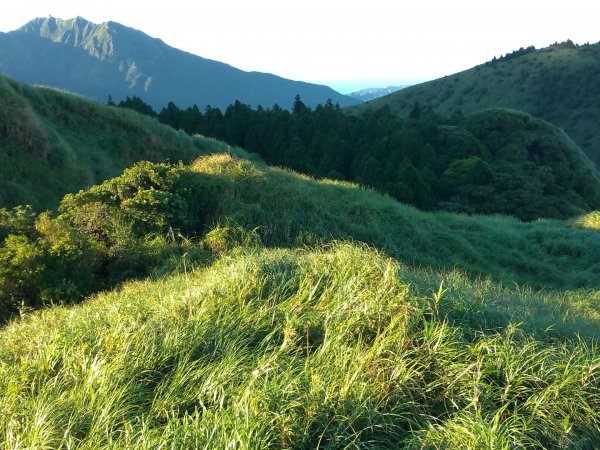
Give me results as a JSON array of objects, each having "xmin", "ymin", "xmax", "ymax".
[{"xmin": 1, "ymin": 0, "xmax": 599, "ymax": 93}]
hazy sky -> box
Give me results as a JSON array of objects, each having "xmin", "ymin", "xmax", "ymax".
[{"xmin": 1, "ymin": 0, "xmax": 599, "ymax": 93}]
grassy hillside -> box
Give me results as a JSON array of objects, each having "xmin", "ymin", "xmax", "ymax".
[
  {"xmin": 0, "ymin": 73, "xmax": 242, "ymax": 210},
  {"xmin": 186, "ymin": 155, "xmax": 600, "ymax": 289},
  {"xmin": 4, "ymin": 73, "xmax": 600, "ymax": 221},
  {"xmin": 2, "ymin": 154, "xmax": 599, "ymax": 321},
  {"xmin": 1, "ymin": 154, "xmax": 599, "ymax": 447},
  {"xmin": 0, "ymin": 243, "xmax": 598, "ymax": 448},
  {"xmin": 353, "ymin": 41, "xmax": 600, "ymax": 167},
  {"xmin": 1, "ymin": 37, "xmax": 598, "ymax": 446}
]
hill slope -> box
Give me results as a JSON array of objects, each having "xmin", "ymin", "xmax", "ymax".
[
  {"xmin": 0, "ymin": 73, "xmax": 248, "ymax": 210},
  {"xmin": 0, "ymin": 155, "xmax": 598, "ymax": 448},
  {"xmin": 3, "ymin": 74, "xmax": 600, "ymax": 220},
  {"xmin": 353, "ymin": 42, "xmax": 600, "ymax": 167},
  {"xmin": 2, "ymin": 154, "xmax": 599, "ymax": 323},
  {"xmin": 0, "ymin": 16, "xmax": 359, "ymax": 110}
]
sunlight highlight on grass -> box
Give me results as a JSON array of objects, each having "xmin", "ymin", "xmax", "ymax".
[{"xmin": 573, "ymin": 211, "xmax": 600, "ymax": 232}]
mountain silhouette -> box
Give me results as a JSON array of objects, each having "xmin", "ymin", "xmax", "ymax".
[{"xmin": 0, "ymin": 17, "xmax": 359, "ymax": 110}]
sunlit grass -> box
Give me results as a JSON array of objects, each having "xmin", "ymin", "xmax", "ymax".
[
  {"xmin": 573, "ymin": 211, "xmax": 600, "ymax": 232},
  {"xmin": 1, "ymin": 144, "xmax": 599, "ymax": 448},
  {"xmin": 188, "ymin": 154, "xmax": 600, "ymax": 291},
  {"xmin": 0, "ymin": 243, "xmax": 598, "ymax": 448}
]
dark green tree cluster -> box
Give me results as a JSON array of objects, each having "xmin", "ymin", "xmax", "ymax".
[
  {"xmin": 116, "ymin": 95, "xmax": 158, "ymax": 117},
  {"xmin": 487, "ymin": 46, "xmax": 537, "ymax": 65},
  {"xmin": 114, "ymin": 96, "xmax": 600, "ymax": 220}
]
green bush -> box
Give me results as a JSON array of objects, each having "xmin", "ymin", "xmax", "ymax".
[{"xmin": 0, "ymin": 212, "xmax": 100, "ymax": 321}]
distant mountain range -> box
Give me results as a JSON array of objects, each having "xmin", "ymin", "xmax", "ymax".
[
  {"xmin": 0, "ymin": 16, "xmax": 360, "ymax": 110},
  {"xmin": 347, "ymin": 85, "xmax": 408, "ymax": 102},
  {"xmin": 351, "ymin": 41, "xmax": 600, "ymax": 167}
]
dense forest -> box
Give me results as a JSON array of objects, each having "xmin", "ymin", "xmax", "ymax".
[{"xmin": 114, "ymin": 95, "xmax": 600, "ymax": 220}]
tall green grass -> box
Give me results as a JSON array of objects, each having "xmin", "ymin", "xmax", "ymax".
[
  {"xmin": 1, "ymin": 153, "xmax": 598, "ymax": 448},
  {"xmin": 1, "ymin": 243, "xmax": 598, "ymax": 448},
  {"xmin": 190, "ymin": 154, "xmax": 600, "ymax": 291}
]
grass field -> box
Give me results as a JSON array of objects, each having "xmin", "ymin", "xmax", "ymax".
[
  {"xmin": 187, "ymin": 154, "xmax": 600, "ymax": 291},
  {"xmin": 1, "ymin": 154, "xmax": 598, "ymax": 448},
  {"xmin": 1, "ymin": 243, "xmax": 598, "ymax": 448}
]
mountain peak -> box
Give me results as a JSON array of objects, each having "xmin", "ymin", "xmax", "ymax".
[
  {"xmin": 16, "ymin": 16, "xmax": 121, "ymax": 61},
  {"xmin": 19, "ymin": 16, "xmax": 96, "ymax": 33},
  {"xmin": 1, "ymin": 17, "xmax": 359, "ymax": 110}
]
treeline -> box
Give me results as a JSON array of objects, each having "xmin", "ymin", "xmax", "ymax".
[
  {"xmin": 113, "ymin": 95, "xmax": 600, "ymax": 220},
  {"xmin": 485, "ymin": 41, "xmax": 588, "ymax": 67},
  {"xmin": 487, "ymin": 45, "xmax": 536, "ymax": 65}
]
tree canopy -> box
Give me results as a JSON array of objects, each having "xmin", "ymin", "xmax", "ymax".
[{"xmin": 115, "ymin": 97, "xmax": 600, "ymax": 220}]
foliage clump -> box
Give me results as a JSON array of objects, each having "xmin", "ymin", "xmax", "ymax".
[{"xmin": 0, "ymin": 162, "xmax": 207, "ymax": 322}]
